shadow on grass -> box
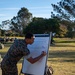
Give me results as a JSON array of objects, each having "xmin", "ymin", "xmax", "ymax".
[
  {"xmin": 48, "ymin": 59, "xmax": 75, "ymax": 63},
  {"xmin": 48, "ymin": 51, "xmax": 75, "ymax": 62},
  {"xmin": 55, "ymin": 40, "xmax": 75, "ymax": 43},
  {"xmin": 49, "ymin": 51, "xmax": 75, "ymax": 58},
  {"xmin": 52, "ymin": 45, "xmax": 75, "ymax": 47}
]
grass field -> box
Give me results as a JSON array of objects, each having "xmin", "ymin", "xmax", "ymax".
[{"xmin": 0, "ymin": 38, "xmax": 75, "ymax": 75}]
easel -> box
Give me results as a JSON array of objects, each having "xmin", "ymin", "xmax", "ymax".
[{"xmin": 19, "ymin": 33, "xmax": 52, "ymax": 75}]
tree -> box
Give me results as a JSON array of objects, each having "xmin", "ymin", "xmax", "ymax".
[
  {"xmin": 23, "ymin": 17, "xmax": 46, "ymax": 34},
  {"xmin": 23, "ymin": 17, "xmax": 60, "ymax": 34},
  {"xmin": 0, "ymin": 20, "xmax": 11, "ymax": 30},
  {"xmin": 11, "ymin": 7, "xmax": 32, "ymax": 36},
  {"xmin": 51, "ymin": 0, "xmax": 75, "ymax": 21},
  {"xmin": 51, "ymin": 0, "xmax": 75, "ymax": 38}
]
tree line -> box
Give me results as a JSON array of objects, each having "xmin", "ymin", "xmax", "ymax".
[{"xmin": 0, "ymin": 0, "xmax": 75, "ymax": 38}]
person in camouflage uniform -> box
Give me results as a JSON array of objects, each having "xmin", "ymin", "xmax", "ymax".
[{"xmin": 1, "ymin": 33, "xmax": 46, "ymax": 75}]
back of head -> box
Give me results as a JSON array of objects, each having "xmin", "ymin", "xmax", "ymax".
[{"xmin": 25, "ymin": 32, "xmax": 33, "ymax": 39}]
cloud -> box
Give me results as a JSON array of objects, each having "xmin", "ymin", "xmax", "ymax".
[
  {"xmin": 29, "ymin": 6, "xmax": 52, "ymax": 18},
  {"xmin": 0, "ymin": 16, "xmax": 12, "ymax": 21},
  {"xmin": 0, "ymin": 14, "xmax": 14, "ymax": 23},
  {"xmin": 29, "ymin": 6, "xmax": 52, "ymax": 10},
  {"xmin": 0, "ymin": 6, "xmax": 52, "ymax": 23},
  {"xmin": 28, "ymin": 6, "xmax": 52, "ymax": 15},
  {"xmin": 0, "ymin": 8, "xmax": 18, "ymax": 22},
  {"xmin": 0, "ymin": 14, "xmax": 6, "ymax": 17},
  {"xmin": 33, "ymin": 13, "xmax": 51, "ymax": 18},
  {"xmin": 0, "ymin": 6, "xmax": 52, "ymax": 12},
  {"xmin": 0, "ymin": 7, "xmax": 19, "ymax": 11}
]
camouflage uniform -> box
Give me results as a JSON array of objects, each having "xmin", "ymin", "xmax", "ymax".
[{"xmin": 1, "ymin": 39, "xmax": 30, "ymax": 75}]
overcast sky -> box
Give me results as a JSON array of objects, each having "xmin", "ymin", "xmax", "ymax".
[{"xmin": 0, "ymin": 0, "xmax": 61, "ymax": 24}]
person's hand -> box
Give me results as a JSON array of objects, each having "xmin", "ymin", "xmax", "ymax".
[{"xmin": 41, "ymin": 51, "xmax": 46, "ymax": 56}]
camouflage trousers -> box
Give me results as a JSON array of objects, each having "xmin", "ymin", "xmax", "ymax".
[{"xmin": 1, "ymin": 64, "xmax": 18, "ymax": 75}]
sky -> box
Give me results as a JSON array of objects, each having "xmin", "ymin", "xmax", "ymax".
[{"xmin": 0, "ymin": 0, "xmax": 61, "ymax": 24}]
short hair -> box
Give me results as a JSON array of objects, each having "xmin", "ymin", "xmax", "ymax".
[{"xmin": 25, "ymin": 32, "xmax": 33, "ymax": 39}]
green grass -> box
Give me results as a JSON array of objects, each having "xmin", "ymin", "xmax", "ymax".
[{"xmin": 0, "ymin": 38, "xmax": 75, "ymax": 75}]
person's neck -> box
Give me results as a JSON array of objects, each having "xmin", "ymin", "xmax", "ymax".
[{"xmin": 25, "ymin": 40, "xmax": 29, "ymax": 45}]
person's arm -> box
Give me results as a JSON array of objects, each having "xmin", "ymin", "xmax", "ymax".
[{"xmin": 27, "ymin": 51, "xmax": 46, "ymax": 64}]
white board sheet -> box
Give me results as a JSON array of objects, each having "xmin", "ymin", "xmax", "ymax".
[{"xmin": 22, "ymin": 36, "xmax": 50, "ymax": 75}]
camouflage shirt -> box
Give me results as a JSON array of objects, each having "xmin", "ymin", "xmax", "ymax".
[{"xmin": 1, "ymin": 39, "xmax": 30, "ymax": 67}]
